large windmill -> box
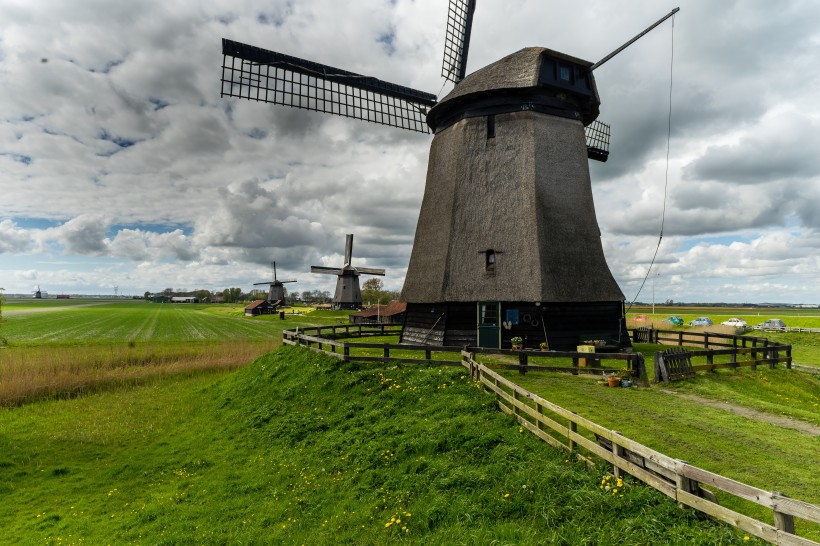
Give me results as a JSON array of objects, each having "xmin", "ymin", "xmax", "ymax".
[
  {"xmin": 220, "ymin": 1, "xmax": 676, "ymax": 349},
  {"xmin": 310, "ymin": 234, "xmax": 385, "ymax": 310},
  {"xmin": 253, "ymin": 261, "xmax": 296, "ymax": 305}
]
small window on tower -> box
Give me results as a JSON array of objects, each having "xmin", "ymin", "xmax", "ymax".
[
  {"xmin": 559, "ymin": 65, "xmax": 571, "ymax": 82},
  {"xmin": 487, "ymin": 114, "xmax": 496, "ymax": 139},
  {"xmin": 485, "ymin": 249, "xmax": 496, "ymax": 272}
]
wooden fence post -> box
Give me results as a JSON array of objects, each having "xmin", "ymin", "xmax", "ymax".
[
  {"xmin": 704, "ymin": 333, "xmax": 709, "ymax": 349},
  {"xmin": 635, "ymin": 354, "xmax": 649, "ymax": 387},
  {"xmin": 572, "ymin": 356, "xmax": 579, "ymax": 376},
  {"xmin": 675, "ymin": 460, "xmax": 694, "ymax": 508},
  {"xmin": 519, "ymin": 352, "xmax": 528, "ymax": 375},
  {"xmin": 678, "ymin": 331, "xmax": 684, "ymax": 346},
  {"xmin": 569, "ymin": 415, "xmax": 578, "ymax": 452},
  {"xmin": 513, "ymin": 390, "xmax": 520, "ymax": 417},
  {"xmin": 786, "ymin": 347, "xmax": 792, "ymax": 369},
  {"xmin": 383, "ymin": 343, "xmax": 389, "ymax": 360},
  {"xmin": 611, "ymin": 431, "xmax": 625, "ymax": 479},
  {"xmin": 343, "ymin": 344, "xmax": 350, "ymax": 360},
  {"xmin": 773, "ymin": 491, "xmax": 796, "ymax": 534}
]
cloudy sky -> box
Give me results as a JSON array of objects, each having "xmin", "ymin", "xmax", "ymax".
[{"xmin": 2, "ymin": 0, "xmax": 819, "ymax": 304}]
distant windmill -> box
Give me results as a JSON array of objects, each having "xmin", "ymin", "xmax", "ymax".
[
  {"xmin": 34, "ymin": 285, "xmax": 42, "ymax": 299},
  {"xmin": 220, "ymin": 2, "xmax": 677, "ymax": 349},
  {"xmin": 311, "ymin": 234, "xmax": 385, "ymax": 310},
  {"xmin": 253, "ymin": 262, "xmax": 296, "ymax": 305}
]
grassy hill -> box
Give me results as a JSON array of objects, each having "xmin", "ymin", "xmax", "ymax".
[{"xmin": 0, "ymin": 347, "xmax": 759, "ymax": 545}]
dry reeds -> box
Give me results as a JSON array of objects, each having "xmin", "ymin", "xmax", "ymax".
[{"xmin": 0, "ymin": 340, "xmax": 278, "ymax": 406}]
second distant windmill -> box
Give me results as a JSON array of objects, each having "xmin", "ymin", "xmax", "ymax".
[
  {"xmin": 254, "ymin": 262, "xmax": 297, "ymax": 306},
  {"xmin": 311, "ymin": 234, "xmax": 385, "ymax": 310}
]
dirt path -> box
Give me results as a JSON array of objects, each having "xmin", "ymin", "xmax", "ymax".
[{"xmin": 661, "ymin": 390, "xmax": 820, "ymax": 436}]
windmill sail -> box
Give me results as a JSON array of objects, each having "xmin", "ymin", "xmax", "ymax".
[
  {"xmin": 441, "ymin": 0, "xmax": 477, "ymax": 83},
  {"xmin": 221, "ymin": 39, "xmax": 437, "ymax": 133}
]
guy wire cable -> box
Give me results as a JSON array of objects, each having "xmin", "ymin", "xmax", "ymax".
[{"xmin": 625, "ymin": 11, "xmax": 676, "ymax": 314}]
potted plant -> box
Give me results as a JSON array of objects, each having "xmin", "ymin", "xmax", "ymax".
[
  {"xmin": 539, "ymin": 341, "xmax": 549, "ymax": 351},
  {"xmin": 606, "ymin": 372, "xmax": 621, "ymax": 388},
  {"xmin": 511, "ymin": 337, "xmax": 523, "ymax": 350}
]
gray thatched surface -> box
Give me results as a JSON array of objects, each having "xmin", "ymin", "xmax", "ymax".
[
  {"xmin": 402, "ymin": 110, "xmax": 624, "ymax": 304},
  {"xmin": 442, "ymin": 47, "xmax": 593, "ymax": 103}
]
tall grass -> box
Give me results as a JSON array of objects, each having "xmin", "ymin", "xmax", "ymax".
[{"xmin": 0, "ymin": 339, "xmax": 277, "ymax": 406}]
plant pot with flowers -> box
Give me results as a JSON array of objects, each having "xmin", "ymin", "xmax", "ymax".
[
  {"xmin": 606, "ymin": 373, "xmax": 621, "ymax": 388},
  {"xmin": 511, "ymin": 337, "xmax": 523, "ymax": 350}
]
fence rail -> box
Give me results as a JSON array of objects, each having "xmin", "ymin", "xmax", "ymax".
[
  {"xmin": 283, "ymin": 326, "xmax": 649, "ymax": 384},
  {"xmin": 461, "ymin": 351, "xmax": 820, "ymax": 545}
]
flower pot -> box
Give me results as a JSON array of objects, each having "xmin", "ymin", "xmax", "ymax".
[
  {"xmin": 607, "ymin": 376, "xmax": 621, "ymax": 388},
  {"xmin": 512, "ymin": 344, "xmax": 523, "ymax": 351}
]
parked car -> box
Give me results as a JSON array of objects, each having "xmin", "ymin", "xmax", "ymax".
[
  {"xmin": 756, "ymin": 318, "xmax": 786, "ymax": 329},
  {"xmin": 664, "ymin": 316, "xmax": 684, "ymax": 326},
  {"xmin": 721, "ymin": 318, "xmax": 747, "ymax": 328},
  {"xmin": 689, "ymin": 317, "xmax": 713, "ymax": 326}
]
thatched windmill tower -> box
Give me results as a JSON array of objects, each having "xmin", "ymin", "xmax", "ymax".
[
  {"xmin": 311, "ymin": 234, "xmax": 386, "ymax": 310},
  {"xmin": 220, "ymin": 1, "xmax": 677, "ymax": 349},
  {"xmin": 253, "ymin": 261, "xmax": 296, "ymax": 305}
]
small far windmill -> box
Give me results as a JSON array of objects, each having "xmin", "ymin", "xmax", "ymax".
[
  {"xmin": 220, "ymin": 2, "xmax": 678, "ymax": 349},
  {"xmin": 253, "ymin": 261, "xmax": 297, "ymax": 305},
  {"xmin": 310, "ymin": 234, "xmax": 385, "ymax": 310}
]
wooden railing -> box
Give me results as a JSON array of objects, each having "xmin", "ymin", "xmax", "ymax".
[
  {"xmin": 283, "ymin": 325, "xmax": 649, "ymax": 384},
  {"xmin": 461, "ymin": 351, "xmax": 820, "ymax": 545},
  {"xmin": 632, "ymin": 328, "xmax": 792, "ymax": 374}
]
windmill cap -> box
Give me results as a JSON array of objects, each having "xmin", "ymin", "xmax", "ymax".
[{"xmin": 428, "ymin": 47, "xmax": 601, "ymax": 132}]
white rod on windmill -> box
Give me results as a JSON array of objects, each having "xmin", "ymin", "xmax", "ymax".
[{"xmin": 590, "ymin": 7, "xmax": 679, "ymax": 71}]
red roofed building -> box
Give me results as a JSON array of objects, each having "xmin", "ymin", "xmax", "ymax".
[
  {"xmin": 245, "ymin": 299, "xmax": 276, "ymax": 316},
  {"xmin": 349, "ymin": 300, "xmax": 407, "ymax": 325}
]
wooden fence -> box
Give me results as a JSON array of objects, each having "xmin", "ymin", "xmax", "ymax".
[
  {"xmin": 283, "ymin": 324, "xmax": 816, "ymax": 543},
  {"xmin": 632, "ymin": 328, "xmax": 792, "ymax": 376},
  {"xmin": 461, "ymin": 350, "xmax": 820, "ymax": 545},
  {"xmin": 283, "ymin": 325, "xmax": 649, "ymax": 384}
]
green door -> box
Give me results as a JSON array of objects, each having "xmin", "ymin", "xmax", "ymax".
[{"xmin": 477, "ymin": 302, "xmax": 500, "ymax": 348}]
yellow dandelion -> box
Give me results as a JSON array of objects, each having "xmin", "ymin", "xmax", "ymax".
[
  {"xmin": 743, "ymin": 537, "xmax": 750, "ymax": 541},
  {"xmin": 385, "ymin": 522, "xmax": 392, "ymax": 528},
  {"xmin": 504, "ymin": 493, "xmax": 510, "ymax": 498}
]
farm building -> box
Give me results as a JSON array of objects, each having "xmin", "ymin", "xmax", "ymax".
[
  {"xmin": 171, "ymin": 296, "xmax": 198, "ymax": 303},
  {"xmin": 244, "ymin": 300, "xmax": 276, "ymax": 316},
  {"xmin": 349, "ymin": 301, "xmax": 407, "ymax": 325}
]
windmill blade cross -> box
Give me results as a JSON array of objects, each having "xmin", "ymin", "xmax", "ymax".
[
  {"xmin": 221, "ymin": 39, "xmax": 437, "ymax": 133},
  {"xmin": 441, "ymin": 0, "xmax": 477, "ymax": 83}
]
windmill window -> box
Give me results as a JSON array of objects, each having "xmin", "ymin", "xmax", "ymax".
[
  {"xmin": 559, "ymin": 65, "xmax": 572, "ymax": 83},
  {"xmin": 485, "ymin": 249, "xmax": 496, "ymax": 272},
  {"xmin": 487, "ymin": 114, "xmax": 496, "ymax": 139}
]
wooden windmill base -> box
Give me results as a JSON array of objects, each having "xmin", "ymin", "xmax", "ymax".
[{"xmin": 401, "ymin": 301, "xmax": 631, "ymax": 351}]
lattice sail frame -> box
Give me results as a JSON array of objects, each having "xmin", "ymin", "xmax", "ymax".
[
  {"xmin": 584, "ymin": 120, "xmax": 610, "ymax": 162},
  {"xmin": 221, "ymin": 39, "xmax": 436, "ymax": 133},
  {"xmin": 441, "ymin": 0, "xmax": 477, "ymax": 83}
]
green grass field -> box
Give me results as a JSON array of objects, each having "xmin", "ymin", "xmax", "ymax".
[
  {"xmin": 0, "ymin": 348, "xmax": 759, "ymax": 545},
  {"xmin": 0, "ymin": 302, "xmax": 817, "ymax": 543}
]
